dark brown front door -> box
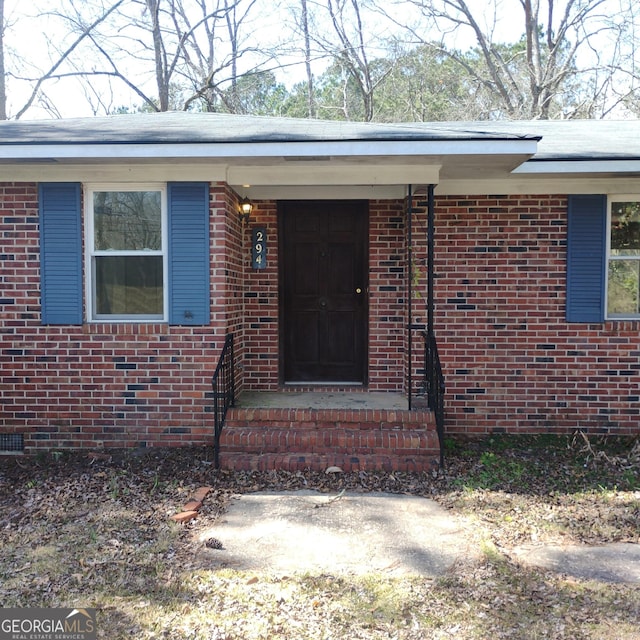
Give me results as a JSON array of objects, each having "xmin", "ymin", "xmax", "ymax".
[{"xmin": 280, "ymin": 201, "xmax": 368, "ymax": 383}]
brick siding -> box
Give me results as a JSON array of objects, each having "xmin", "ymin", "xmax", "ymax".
[
  {"xmin": 2, "ymin": 185, "xmax": 639, "ymax": 451},
  {"xmin": 0, "ymin": 183, "xmax": 240, "ymax": 449},
  {"xmin": 428, "ymin": 194, "xmax": 640, "ymax": 435}
]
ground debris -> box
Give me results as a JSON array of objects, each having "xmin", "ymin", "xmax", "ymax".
[{"xmin": 1, "ymin": 435, "xmax": 639, "ymax": 639}]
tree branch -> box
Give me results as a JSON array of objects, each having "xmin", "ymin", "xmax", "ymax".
[{"xmin": 14, "ymin": 0, "xmax": 126, "ymax": 119}]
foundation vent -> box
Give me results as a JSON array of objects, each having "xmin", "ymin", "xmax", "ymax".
[{"xmin": 0, "ymin": 434, "xmax": 24, "ymax": 453}]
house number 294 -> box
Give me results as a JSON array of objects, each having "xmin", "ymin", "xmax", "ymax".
[{"xmin": 252, "ymin": 227, "xmax": 267, "ymax": 269}]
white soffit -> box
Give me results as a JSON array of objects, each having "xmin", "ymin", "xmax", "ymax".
[
  {"xmin": 0, "ymin": 163, "xmax": 229, "ymax": 183},
  {"xmin": 0, "ymin": 161, "xmax": 439, "ymax": 185},
  {"xmin": 226, "ymin": 163, "xmax": 441, "ymax": 186},
  {"xmin": 435, "ymin": 176, "xmax": 640, "ymax": 195},
  {"xmin": 514, "ymin": 160, "xmax": 640, "ymax": 174},
  {"xmin": 241, "ymin": 185, "xmax": 410, "ymax": 199}
]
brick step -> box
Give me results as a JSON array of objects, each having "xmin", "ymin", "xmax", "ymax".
[
  {"xmin": 219, "ymin": 405, "xmax": 439, "ymax": 472},
  {"xmin": 225, "ymin": 406, "xmax": 435, "ymax": 429},
  {"xmin": 220, "ymin": 425, "xmax": 437, "ymax": 456},
  {"xmin": 218, "ymin": 451, "xmax": 439, "ymax": 473}
]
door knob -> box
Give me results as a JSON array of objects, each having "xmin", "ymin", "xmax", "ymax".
[{"xmin": 355, "ymin": 288, "xmax": 362, "ymax": 294}]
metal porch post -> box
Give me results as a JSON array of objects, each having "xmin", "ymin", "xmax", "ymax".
[
  {"xmin": 407, "ymin": 185, "xmax": 413, "ymax": 410},
  {"xmin": 427, "ymin": 184, "xmax": 435, "ymax": 338}
]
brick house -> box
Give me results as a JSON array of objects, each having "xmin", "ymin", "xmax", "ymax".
[{"xmin": 1, "ymin": 113, "xmax": 639, "ymax": 470}]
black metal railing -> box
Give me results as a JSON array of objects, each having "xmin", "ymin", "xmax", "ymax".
[
  {"xmin": 423, "ymin": 330, "xmax": 445, "ymax": 468},
  {"xmin": 211, "ymin": 333, "xmax": 235, "ymax": 469}
]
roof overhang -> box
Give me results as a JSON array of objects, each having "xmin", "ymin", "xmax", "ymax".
[
  {"xmin": 514, "ymin": 159, "xmax": 640, "ymax": 175},
  {"xmin": 0, "ymin": 113, "xmax": 638, "ymax": 198},
  {"xmin": 0, "ymin": 137, "xmax": 538, "ymax": 162},
  {"xmin": 0, "ymin": 136, "xmax": 538, "ymax": 199}
]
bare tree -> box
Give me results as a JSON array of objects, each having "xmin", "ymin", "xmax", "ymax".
[
  {"xmin": 393, "ymin": 0, "xmax": 637, "ymax": 119},
  {"xmin": 0, "ymin": 0, "xmax": 127, "ymax": 119},
  {"xmin": 89, "ymin": 0, "xmax": 238, "ymax": 111},
  {"xmin": 0, "ymin": 0, "xmax": 161, "ymax": 118},
  {"xmin": 13, "ymin": 1, "xmax": 126, "ymax": 118},
  {"xmin": 0, "ymin": 0, "xmax": 6, "ymax": 119},
  {"xmin": 605, "ymin": 0, "xmax": 640, "ymax": 116},
  {"xmin": 146, "ymin": 0, "xmax": 171, "ymax": 110},
  {"xmin": 3, "ymin": 0, "xmax": 637, "ymax": 120},
  {"xmin": 35, "ymin": 0, "xmax": 274, "ymax": 114},
  {"xmin": 115, "ymin": 0, "xmax": 274, "ymax": 112},
  {"xmin": 325, "ymin": 0, "xmax": 389, "ymax": 121},
  {"xmin": 327, "ymin": 0, "xmax": 370, "ymax": 120},
  {"xmin": 218, "ymin": 0, "xmax": 261, "ymax": 111},
  {"xmin": 300, "ymin": 0, "xmax": 316, "ymax": 117},
  {"xmin": 294, "ymin": 0, "xmax": 392, "ymax": 121}
]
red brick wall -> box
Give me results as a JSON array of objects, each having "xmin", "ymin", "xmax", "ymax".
[
  {"xmin": 219, "ymin": 185, "xmax": 246, "ymax": 391},
  {"xmin": 3, "ymin": 185, "xmax": 639, "ymax": 451},
  {"xmin": 0, "ymin": 182, "xmax": 241, "ymax": 450},
  {"xmin": 431, "ymin": 194, "xmax": 640, "ymax": 435},
  {"xmin": 369, "ymin": 199, "xmax": 408, "ymax": 391},
  {"xmin": 240, "ymin": 201, "xmax": 280, "ymax": 390}
]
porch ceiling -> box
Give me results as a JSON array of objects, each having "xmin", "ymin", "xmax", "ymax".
[{"xmin": 226, "ymin": 152, "xmax": 532, "ymax": 185}]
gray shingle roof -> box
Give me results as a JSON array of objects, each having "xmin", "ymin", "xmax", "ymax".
[
  {"xmin": 445, "ymin": 119, "xmax": 640, "ymax": 160},
  {"xmin": 0, "ymin": 111, "xmax": 536, "ymax": 144},
  {"xmin": 0, "ymin": 111, "xmax": 637, "ymax": 161}
]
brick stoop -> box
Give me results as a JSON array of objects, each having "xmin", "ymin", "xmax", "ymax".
[{"xmin": 220, "ymin": 406, "xmax": 439, "ymax": 472}]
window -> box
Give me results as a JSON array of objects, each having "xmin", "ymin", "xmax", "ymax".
[
  {"xmin": 86, "ymin": 185, "xmax": 167, "ymax": 321},
  {"xmin": 41, "ymin": 181, "xmax": 208, "ymax": 326},
  {"xmin": 608, "ymin": 198, "xmax": 640, "ymax": 319}
]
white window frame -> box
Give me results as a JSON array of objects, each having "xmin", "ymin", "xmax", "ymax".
[
  {"xmin": 606, "ymin": 194, "xmax": 640, "ymax": 320},
  {"xmin": 85, "ymin": 183, "xmax": 168, "ymax": 322}
]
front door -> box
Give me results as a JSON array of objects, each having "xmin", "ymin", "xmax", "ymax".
[{"xmin": 280, "ymin": 201, "xmax": 368, "ymax": 383}]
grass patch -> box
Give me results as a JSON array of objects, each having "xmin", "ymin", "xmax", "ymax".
[{"xmin": 449, "ymin": 433, "xmax": 640, "ymax": 493}]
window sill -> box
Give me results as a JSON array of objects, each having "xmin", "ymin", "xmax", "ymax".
[{"xmin": 83, "ymin": 323, "xmax": 170, "ymax": 335}]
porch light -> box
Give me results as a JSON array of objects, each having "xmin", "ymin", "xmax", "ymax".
[{"xmin": 238, "ymin": 196, "xmax": 253, "ymax": 222}]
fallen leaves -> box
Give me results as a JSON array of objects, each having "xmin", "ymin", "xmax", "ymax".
[{"xmin": 0, "ymin": 435, "xmax": 638, "ymax": 638}]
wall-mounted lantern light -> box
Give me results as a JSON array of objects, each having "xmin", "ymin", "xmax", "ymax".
[{"xmin": 239, "ymin": 197, "xmax": 253, "ymax": 223}]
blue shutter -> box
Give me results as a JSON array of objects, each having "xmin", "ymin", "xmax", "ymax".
[
  {"xmin": 168, "ymin": 182, "xmax": 210, "ymax": 325},
  {"xmin": 566, "ymin": 194, "xmax": 606, "ymax": 322},
  {"xmin": 39, "ymin": 183, "xmax": 82, "ymax": 325}
]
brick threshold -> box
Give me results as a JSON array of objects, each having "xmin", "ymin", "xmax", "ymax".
[{"xmin": 226, "ymin": 406, "xmax": 431, "ymax": 423}]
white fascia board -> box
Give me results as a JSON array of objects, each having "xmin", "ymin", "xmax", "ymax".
[
  {"xmin": 0, "ymin": 161, "xmax": 439, "ymax": 185},
  {"xmin": 514, "ymin": 159, "xmax": 640, "ymax": 174},
  {"xmin": 0, "ymin": 163, "xmax": 228, "ymax": 182},
  {"xmin": 227, "ymin": 164, "xmax": 440, "ymax": 186},
  {"xmin": 0, "ymin": 138, "xmax": 538, "ymax": 161},
  {"xmin": 436, "ymin": 176, "xmax": 640, "ymax": 195}
]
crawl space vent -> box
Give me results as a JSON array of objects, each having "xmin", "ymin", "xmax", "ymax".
[{"xmin": 0, "ymin": 434, "xmax": 24, "ymax": 453}]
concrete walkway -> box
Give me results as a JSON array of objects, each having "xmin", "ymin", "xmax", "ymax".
[
  {"xmin": 199, "ymin": 490, "xmax": 477, "ymax": 576},
  {"xmin": 511, "ymin": 542, "xmax": 640, "ymax": 583},
  {"xmin": 198, "ymin": 490, "xmax": 640, "ymax": 583}
]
